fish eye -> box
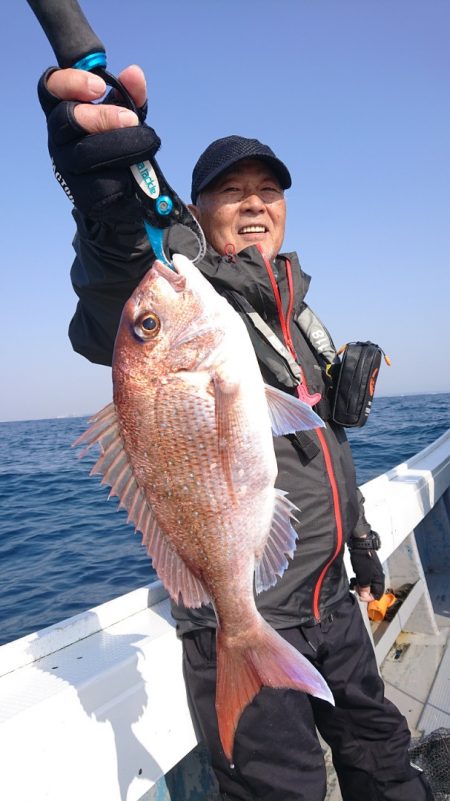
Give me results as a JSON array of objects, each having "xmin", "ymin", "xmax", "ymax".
[{"xmin": 135, "ymin": 312, "xmax": 161, "ymax": 339}]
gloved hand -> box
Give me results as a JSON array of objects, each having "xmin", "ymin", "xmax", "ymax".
[
  {"xmin": 349, "ymin": 531, "xmax": 385, "ymax": 601},
  {"xmin": 37, "ymin": 65, "xmax": 161, "ymax": 222}
]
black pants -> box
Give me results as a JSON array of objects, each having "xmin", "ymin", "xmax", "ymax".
[{"xmin": 182, "ymin": 594, "xmax": 434, "ymax": 801}]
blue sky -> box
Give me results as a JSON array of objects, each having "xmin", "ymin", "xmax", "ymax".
[{"xmin": 1, "ymin": 0, "xmax": 449, "ymax": 421}]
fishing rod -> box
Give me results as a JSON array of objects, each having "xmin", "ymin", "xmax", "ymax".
[{"xmin": 27, "ymin": 0, "xmax": 206, "ymax": 269}]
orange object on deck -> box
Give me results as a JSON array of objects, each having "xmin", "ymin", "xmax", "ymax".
[{"xmin": 368, "ymin": 592, "xmax": 396, "ymax": 621}]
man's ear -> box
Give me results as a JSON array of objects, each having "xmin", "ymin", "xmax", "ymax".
[{"xmin": 188, "ymin": 203, "xmax": 200, "ymax": 221}]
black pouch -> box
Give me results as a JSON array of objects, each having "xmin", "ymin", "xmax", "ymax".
[{"xmin": 329, "ymin": 341, "xmax": 384, "ymax": 427}]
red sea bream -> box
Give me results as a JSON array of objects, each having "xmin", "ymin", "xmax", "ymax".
[{"xmin": 75, "ymin": 253, "xmax": 334, "ymax": 759}]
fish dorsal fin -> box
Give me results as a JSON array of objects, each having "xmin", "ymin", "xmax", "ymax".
[
  {"xmin": 73, "ymin": 403, "xmax": 211, "ymax": 609},
  {"xmin": 254, "ymin": 490, "xmax": 299, "ymax": 593},
  {"xmin": 264, "ymin": 384, "xmax": 324, "ymax": 436}
]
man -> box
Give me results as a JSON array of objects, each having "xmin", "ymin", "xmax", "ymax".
[{"xmin": 38, "ymin": 65, "xmax": 433, "ymax": 801}]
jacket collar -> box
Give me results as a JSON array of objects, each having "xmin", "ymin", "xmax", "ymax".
[{"xmin": 196, "ymin": 244, "xmax": 311, "ymax": 318}]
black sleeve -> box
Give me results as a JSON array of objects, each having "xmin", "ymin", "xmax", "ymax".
[
  {"xmin": 69, "ymin": 210, "xmax": 153, "ymax": 366},
  {"xmin": 68, "ymin": 210, "xmax": 204, "ymax": 365},
  {"xmin": 351, "ymin": 487, "xmax": 373, "ymax": 539}
]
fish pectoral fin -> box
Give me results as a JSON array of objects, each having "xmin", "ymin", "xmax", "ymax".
[
  {"xmin": 73, "ymin": 401, "xmax": 210, "ymax": 609},
  {"xmin": 212, "ymin": 370, "xmax": 240, "ymax": 500},
  {"xmin": 264, "ymin": 384, "xmax": 324, "ymax": 435},
  {"xmin": 254, "ymin": 490, "xmax": 300, "ymax": 593}
]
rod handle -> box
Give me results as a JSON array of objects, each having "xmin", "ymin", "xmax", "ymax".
[{"xmin": 27, "ymin": 0, "xmax": 106, "ymax": 69}]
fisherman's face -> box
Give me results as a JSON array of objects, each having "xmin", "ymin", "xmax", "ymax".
[{"xmin": 190, "ymin": 160, "xmax": 286, "ymax": 261}]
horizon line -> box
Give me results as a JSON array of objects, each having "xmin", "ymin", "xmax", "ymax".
[{"xmin": 1, "ymin": 390, "xmax": 449, "ymax": 425}]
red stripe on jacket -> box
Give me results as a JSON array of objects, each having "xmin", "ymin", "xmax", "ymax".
[{"xmin": 257, "ymin": 246, "xmax": 344, "ymax": 621}]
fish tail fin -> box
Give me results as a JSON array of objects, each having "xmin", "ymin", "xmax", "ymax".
[{"xmin": 215, "ymin": 620, "xmax": 334, "ymax": 760}]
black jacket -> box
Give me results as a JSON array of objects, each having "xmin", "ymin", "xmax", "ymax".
[{"xmin": 69, "ymin": 213, "xmax": 371, "ymax": 632}]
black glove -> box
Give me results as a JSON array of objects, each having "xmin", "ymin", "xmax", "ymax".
[
  {"xmin": 349, "ymin": 531, "xmax": 385, "ymax": 600},
  {"xmin": 37, "ymin": 67, "xmax": 161, "ymax": 222}
]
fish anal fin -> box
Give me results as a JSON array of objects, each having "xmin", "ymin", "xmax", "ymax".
[
  {"xmin": 264, "ymin": 384, "xmax": 324, "ymax": 436},
  {"xmin": 254, "ymin": 490, "xmax": 299, "ymax": 593},
  {"xmin": 74, "ymin": 402, "xmax": 210, "ymax": 609},
  {"xmin": 216, "ymin": 620, "xmax": 334, "ymax": 760}
]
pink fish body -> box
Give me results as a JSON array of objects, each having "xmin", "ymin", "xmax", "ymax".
[{"xmin": 75, "ymin": 254, "xmax": 333, "ymax": 759}]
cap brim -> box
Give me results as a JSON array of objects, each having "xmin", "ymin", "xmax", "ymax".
[{"xmin": 195, "ymin": 154, "xmax": 292, "ymax": 199}]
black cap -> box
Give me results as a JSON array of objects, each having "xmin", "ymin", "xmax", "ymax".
[{"xmin": 191, "ymin": 135, "xmax": 292, "ymax": 203}]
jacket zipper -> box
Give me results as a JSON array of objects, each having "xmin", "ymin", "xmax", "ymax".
[{"xmin": 257, "ymin": 246, "xmax": 344, "ymax": 621}]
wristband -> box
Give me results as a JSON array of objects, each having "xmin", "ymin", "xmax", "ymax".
[{"xmin": 348, "ymin": 532, "xmax": 381, "ymax": 551}]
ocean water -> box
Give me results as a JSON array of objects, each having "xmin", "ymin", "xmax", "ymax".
[{"xmin": 0, "ymin": 393, "xmax": 449, "ymax": 646}]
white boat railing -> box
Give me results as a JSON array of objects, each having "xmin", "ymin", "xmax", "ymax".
[
  {"xmin": 344, "ymin": 429, "xmax": 450, "ymax": 662},
  {"xmin": 0, "ymin": 429, "xmax": 449, "ymax": 801}
]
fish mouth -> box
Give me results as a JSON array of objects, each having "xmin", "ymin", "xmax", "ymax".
[{"xmin": 152, "ymin": 259, "xmax": 186, "ymax": 291}]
